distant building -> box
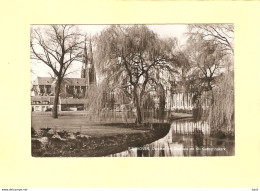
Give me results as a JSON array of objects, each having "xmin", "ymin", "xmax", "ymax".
[
  {"xmin": 31, "ymin": 96, "xmax": 60, "ymax": 112},
  {"xmin": 166, "ymin": 78, "xmax": 212, "ymax": 111}
]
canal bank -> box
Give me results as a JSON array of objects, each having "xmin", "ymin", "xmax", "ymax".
[
  {"xmin": 31, "ymin": 123, "xmax": 171, "ymax": 157},
  {"xmin": 31, "ymin": 113, "xmax": 234, "ymax": 157}
]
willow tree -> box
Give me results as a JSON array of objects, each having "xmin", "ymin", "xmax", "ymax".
[
  {"xmin": 96, "ymin": 25, "xmax": 179, "ymax": 124},
  {"xmin": 31, "ymin": 25, "xmax": 84, "ymax": 118},
  {"xmin": 207, "ymin": 71, "xmax": 234, "ymax": 132},
  {"xmin": 187, "ymin": 35, "xmax": 226, "ymax": 95},
  {"xmin": 187, "ymin": 24, "xmax": 234, "ymax": 131}
]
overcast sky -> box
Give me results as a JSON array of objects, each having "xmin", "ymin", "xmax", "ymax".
[{"xmin": 31, "ymin": 24, "xmax": 188, "ymax": 81}]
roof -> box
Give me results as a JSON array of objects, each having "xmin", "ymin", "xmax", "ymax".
[
  {"xmin": 60, "ymin": 98, "xmax": 87, "ymax": 105},
  {"xmin": 32, "ymin": 77, "xmax": 87, "ymax": 86},
  {"xmin": 31, "ymin": 96, "xmax": 58, "ymax": 105},
  {"xmin": 31, "ymin": 96, "xmax": 86, "ymax": 105},
  {"xmin": 63, "ymin": 78, "xmax": 87, "ymax": 86},
  {"xmin": 32, "ymin": 77, "xmax": 54, "ymax": 86}
]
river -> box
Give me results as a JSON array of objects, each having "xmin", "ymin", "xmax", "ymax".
[{"xmin": 109, "ymin": 119, "xmax": 235, "ymax": 157}]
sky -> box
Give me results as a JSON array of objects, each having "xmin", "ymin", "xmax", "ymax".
[{"xmin": 31, "ymin": 24, "xmax": 188, "ymax": 81}]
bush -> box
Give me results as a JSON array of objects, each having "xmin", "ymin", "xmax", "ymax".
[
  {"xmin": 31, "ymin": 127, "xmax": 36, "ymax": 136},
  {"xmin": 193, "ymin": 128, "xmax": 204, "ymax": 147},
  {"xmin": 40, "ymin": 127, "xmax": 52, "ymax": 137},
  {"xmin": 57, "ymin": 130, "xmax": 69, "ymax": 138},
  {"xmin": 74, "ymin": 132, "xmax": 81, "ymax": 136},
  {"xmin": 210, "ymin": 129, "xmax": 234, "ymax": 140}
]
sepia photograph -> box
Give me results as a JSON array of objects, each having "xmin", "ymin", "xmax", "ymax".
[{"xmin": 30, "ymin": 24, "xmax": 234, "ymax": 157}]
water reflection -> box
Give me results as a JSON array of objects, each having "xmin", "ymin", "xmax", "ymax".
[{"xmin": 109, "ymin": 119, "xmax": 235, "ymax": 157}]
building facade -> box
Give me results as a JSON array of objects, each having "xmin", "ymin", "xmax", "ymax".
[{"xmin": 31, "ymin": 96, "xmax": 61, "ymax": 112}]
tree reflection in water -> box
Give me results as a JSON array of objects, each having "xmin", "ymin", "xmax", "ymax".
[{"xmin": 109, "ymin": 119, "xmax": 235, "ymax": 157}]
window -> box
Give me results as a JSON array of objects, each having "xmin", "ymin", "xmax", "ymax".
[
  {"xmin": 46, "ymin": 85, "xmax": 51, "ymax": 94},
  {"xmin": 39, "ymin": 85, "xmax": 44, "ymax": 93}
]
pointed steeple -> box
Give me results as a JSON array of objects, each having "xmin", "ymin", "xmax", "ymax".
[
  {"xmin": 81, "ymin": 37, "xmax": 88, "ymax": 79},
  {"xmin": 81, "ymin": 36, "xmax": 96, "ymax": 88},
  {"xmin": 88, "ymin": 37, "xmax": 93, "ymax": 66},
  {"xmin": 88, "ymin": 36, "xmax": 96, "ymax": 85}
]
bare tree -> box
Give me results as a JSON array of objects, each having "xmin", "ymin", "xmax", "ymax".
[
  {"xmin": 30, "ymin": 25, "xmax": 84, "ymax": 118},
  {"xmin": 188, "ymin": 24, "xmax": 234, "ymax": 55},
  {"xmin": 96, "ymin": 25, "xmax": 179, "ymax": 124}
]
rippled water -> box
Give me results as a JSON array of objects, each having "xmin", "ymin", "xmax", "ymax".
[{"xmin": 109, "ymin": 119, "xmax": 235, "ymax": 157}]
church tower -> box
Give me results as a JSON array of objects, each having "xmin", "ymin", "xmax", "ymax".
[
  {"xmin": 81, "ymin": 38, "xmax": 88, "ymax": 79},
  {"xmin": 87, "ymin": 38, "xmax": 96, "ymax": 85},
  {"xmin": 81, "ymin": 37, "xmax": 96, "ymax": 86}
]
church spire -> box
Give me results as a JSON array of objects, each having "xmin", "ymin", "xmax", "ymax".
[
  {"xmin": 81, "ymin": 37, "xmax": 88, "ymax": 79},
  {"xmin": 81, "ymin": 36, "xmax": 96, "ymax": 87},
  {"xmin": 88, "ymin": 36, "xmax": 96, "ymax": 85},
  {"xmin": 88, "ymin": 37, "xmax": 93, "ymax": 65}
]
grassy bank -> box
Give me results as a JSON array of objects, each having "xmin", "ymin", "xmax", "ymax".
[
  {"xmin": 31, "ymin": 112, "xmax": 191, "ymax": 136},
  {"xmin": 31, "ymin": 113, "xmax": 193, "ymax": 157},
  {"xmin": 32, "ymin": 123, "xmax": 170, "ymax": 157},
  {"xmin": 32, "ymin": 116, "xmax": 146, "ymax": 137}
]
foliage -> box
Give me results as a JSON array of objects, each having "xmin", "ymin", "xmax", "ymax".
[
  {"xmin": 96, "ymin": 25, "xmax": 179, "ymax": 123},
  {"xmin": 84, "ymin": 82, "xmax": 110, "ymax": 113},
  {"xmin": 184, "ymin": 24, "xmax": 234, "ymax": 133},
  {"xmin": 193, "ymin": 128, "xmax": 204, "ymax": 147},
  {"xmin": 186, "ymin": 35, "xmax": 226, "ymax": 93},
  {"xmin": 57, "ymin": 130, "xmax": 69, "ymax": 138},
  {"xmin": 31, "ymin": 127, "xmax": 36, "ymax": 136},
  {"xmin": 40, "ymin": 127, "xmax": 52, "ymax": 137},
  {"xmin": 205, "ymin": 71, "xmax": 234, "ymax": 132},
  {"xmin": 210, "ymin": 129, "xmax": 234, "ymax": 139},
  {"xmin": 184, "ymin": 24, "xmax": 234, "ymax": 96}
]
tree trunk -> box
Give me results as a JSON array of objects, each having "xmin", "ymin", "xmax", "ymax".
[
  {"xmin": 207, "ymin": 80, "xmax": 214, "ymax": 104},
  {"xmin": 158, "ymin": 84, "xmax": 166, "ymax": 120},
  {"xmin": 52, "ymin": 78, "xmax": 62, "ymax": 118},
  {"xmin": 136, "ymin": 103, "xmax": 142, "ymax": 124},
  {"xmin": 133, "ymin": 86, "xmax": 142, "ymax": 124},
  {"xmin": 211, "ymin": 89, "xmax": 214, "ymax": 105}
]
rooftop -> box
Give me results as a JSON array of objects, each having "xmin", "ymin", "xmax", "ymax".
[
  {"xmin": 31, "ymin": 96, "xmax": 58, "ymax": 105},
  {"xmin": 32, "ymin": 77, "xmax": 54, "ymax": 85},
  {"xmin": 60, "ymin": 98, "xmax": 87, "ymax": 105},
  {"xmin": 32, "ymin": 77, "xmax": 87, "ymax": 86},
  {"xmin": 63, "ymin": 78, "xmax": 87, "ymax": 86}
]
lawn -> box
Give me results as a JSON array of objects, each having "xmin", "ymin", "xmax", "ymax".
[
  {"xmin": 31, "ymin": 115, "xmax": 146, "ymax": 137},
  {"xmin": 31, "ymin": 111, "xmax": 192, "ymax": 137}
]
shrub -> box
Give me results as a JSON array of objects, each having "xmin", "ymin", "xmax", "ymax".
[
  {"xmin": 40, "ymin": 127, "xmax": 52, "ymax": 137},
  {"xmin": 31, "ymin": 127, "xmax": 36, "ymax": 136},
  {"xmin": 193, "ymin": 128, "xmax": 204, "ymax": 147},
  {"xmin": 57, "ymin": 130, "xmax": 69, "ymax": 138},
  {"xmin": 74, "ymin": 132, "xmax": 81, "ymax": 136}
]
